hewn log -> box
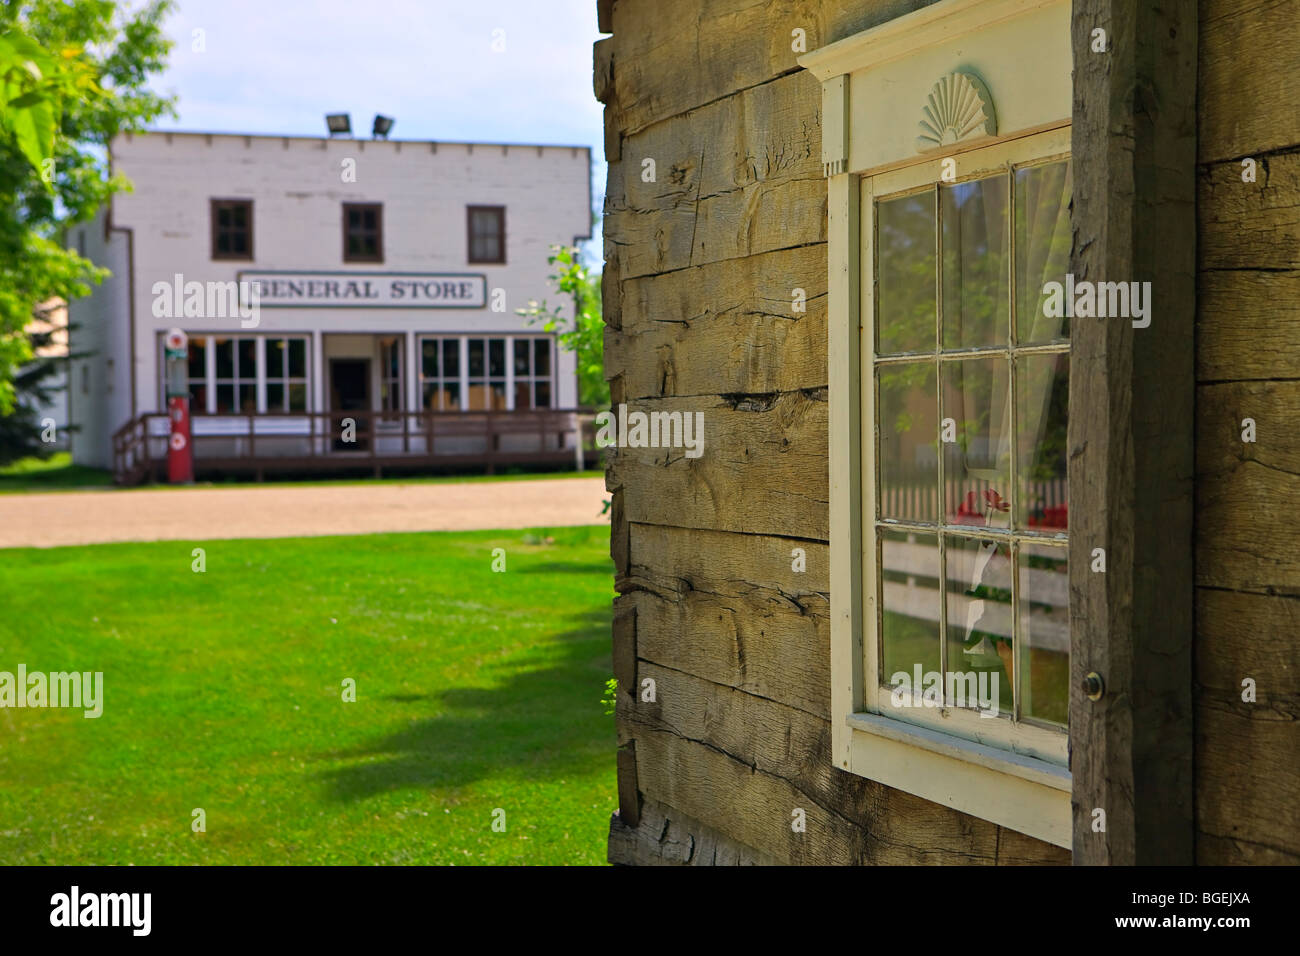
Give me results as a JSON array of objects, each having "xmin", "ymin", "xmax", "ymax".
[
  {"xmin": 1198, "ymin": 152, "xmax": 1300, "ymax": 272},
  {"xmin": 607, "ymin": 799, "xmax": 781, "ymax": 865},
  {"xmin": 606, "ymin": 0, "xmax": 937, "ymax": 136},
  {"xmin": 606, "ymin": 73, "xmax": 825, "ymax": 280},
  {"xmin": 623, "ymin": 522, "xmax": 830, "ymax": 718},
  {"xmin": 1068, "ymin": 0, "xmax": 1197, "ymax": 864},
  {"xmin": 1198, "ymin": 269, "xmax": 1300, "ymax": 381},
  {"xmin": 1198, "ymin": 0, "xmax": 1300, "ymax": 163},
  {"xmin": 621, "ymin": 665, "xmax": 1069, "ymax": 864},
  {"xmin": 606, "ymin": 390, "xmax": 829, "ymax": 539},
  {"xmin": 607, "ymin": 243, "xmax": 827, "ymax": 400},
  {"xmin": 1197, "ymin": 381, "xmax": 1300, "ymax": 592}
]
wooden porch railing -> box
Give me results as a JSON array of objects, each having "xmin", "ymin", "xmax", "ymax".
[{"xmin": 112, "ymin": 408, "xmax": 599, "ymax": 485}]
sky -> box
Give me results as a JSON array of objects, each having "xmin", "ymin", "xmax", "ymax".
[{"xmin": 143, "ymin": 0, "xmax": 608, "ymax": 260}]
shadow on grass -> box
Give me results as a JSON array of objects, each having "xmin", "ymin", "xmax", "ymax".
[{"xmin": 318, "ymin": 605, "xmax": 613, "ymax": 802}]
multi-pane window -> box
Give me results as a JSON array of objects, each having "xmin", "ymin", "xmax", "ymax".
[
  {"xmin": 467, "ymin": 205, "xmax": 505, "ymax": 264},
  {"xmin": 264, "ymin": 338, "xmax": 309, "ymax": 412},
  {"xmin": 868, "ymin": 153, "xmax": 1072, "ymax": 759},
  {"xmin": 167, "ymin": 334, "xmax": 309, "ymax": 414},
  {"xmin": 213, "ymin": 336, "xmax": 258, "ymax": 413},
  {"xmin": 211, "ymin": 199, "xmax": 253, "ymax": 260},
  {"xmin": 420, "ymin": 337, "xmax": 462, "ymax": 411},
  {"xmin": 513, "ymin": 338, "xmax": 553, "ymax": 409},
  {"xmin": 343, "ymin": 203, "xmax": 383, "ymax": 262},
  {"xmin": 468, "ymin": 337, "xmax": 507, "ymax": 411},
  {"xmin": 419, "ymin": 335, "xmax": 554, "ymax": 412},
  {"xmin": 378, "ymin": 336, "xmax": 403, "ymax": 416}
]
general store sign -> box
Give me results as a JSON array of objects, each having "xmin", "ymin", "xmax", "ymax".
[{"xmin": 238, "ymin": 271, "xmax": 487, "ymax": 308}]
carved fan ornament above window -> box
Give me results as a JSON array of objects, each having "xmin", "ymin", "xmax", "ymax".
[{"xmin": 915, "ymin": 71, "xmax": 997, "ymax": 153}]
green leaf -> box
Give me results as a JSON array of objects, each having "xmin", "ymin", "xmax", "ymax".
[{"xmin": 10, "ymin": 95, "xmax": 55, "ymax": 174}]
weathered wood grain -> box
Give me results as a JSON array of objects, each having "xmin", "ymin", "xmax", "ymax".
[
  {"xmin": 1068, "ymin": 0, "xmax": 1197, "ymax": 864},
  {"xmin": 605, "ymin": 0, "xmax": 939, "ymax": 136},
  {"xmin": 1198, "ymin": 152, "xmax": 1300, "ymax": 272},
  {"xmin": 1199, "ymin": 0, "xmax": 1300, "ymax": 163},
  {"xmin": 1197, "ymin": 381, "xmax": 1300, "ymax": 593},
  {"xmin": 606, "ymin": 390, "xmax": 829, "ymax": 539},
  {"xmin": 608, "ymin": 799, "xmax": 781, "ymax": 865},
  {"xmin": 1194, "ymin": 587, "xmax": 1300, "ymax": 863},
  {"xmin": 606, "ymin": 72, "xmax": 826, "ymax": 280},
  {"xmin": 607, "ymin": 243, "xmax": 827, "ymax": 399},
  {"xmin": 1197, "ymin": 268, "xmax": 1300, "ymax": 381},
  {"xmin": 622, "ymin": 522, "xmax": 830, "ymax": 718},
  {"xmin": 620, "ymin": 664, "xmax": 1069, "ymax": 864}
]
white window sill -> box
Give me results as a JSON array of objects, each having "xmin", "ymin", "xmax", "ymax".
[{"xmin": 844, "ymin": 712, "xmax": 1071, "ymax": 848}]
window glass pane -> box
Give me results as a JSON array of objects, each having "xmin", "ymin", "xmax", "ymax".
[
  {"xmin": 880, "ymin": 529, "xmax": 941, "ymax": 689},
  {"xmin": 288, "ymin": 339, "xmax": 306, "ymax": 377},
  {"xmin": 468, "ymin": 383, "xmax": 489, "ymax": 410},
  {"xmin": 216, "ymin": 383, "xmax": 234, "ymax": 412},
  {"xmin": 230, "ymin": 232, "xmax": 247, "ymax": 255},
  {"xmin": 266, "ymin": 339, "xmax": 285, "ymax": 380},
  {"xmin": 944, "ymin": 534, "xmax": 1014, "ymax": 715},
  {"xmin": 488, "ymin": 339, "xmax": 505, "ymax": 377},
  {"xmin": 514, "ymin": 339, "xmax": 530, "ymax": 376},
  {"xmin": 190, "ymin": 383, "xmax": 207, "ymax": 413},
  {"xmin": 422, "ymin": 340, "xmax": 439, "ymax": 378},
  {"xmin": 514, "ymin": 382, "xmax": 532, "ymax": 409},
  {"xmin": 534, "ymin": 338, "xmax": 550, "ymax": 376},
  {"xmin": 1016, "ymin": 159, "xmax": 1073, "ymax": 345},
  {"xmin": 187, "ymin": 339, "xmax": 206, "ymax": 379},
  {"xmin": 876, "ymin": 192, "xmax": 936, "ymax": 354},
  {"xmin": 443, "ymin": 382, "xmax": 460, "ymax": 410},
  {"xmin": 238, "ymin": 383, "xmax": 256, "ymax": 413},
  {"xmin": 941, "ymin": 357, "xmax": 1011, "ymax": 529},
  {"xmin": 422, "ymin": 382, "xmax": 438, "ymax": 411},
  {"xmin": 877, "ymin": 363, "xmax": 937, "ymax": 522},
  {"xmin": 214, "ymin": 338, "xmax": 233, "ymax": 378},
  {"xmin": 1019, "ymin": 544, "xmax": 1069, "ymax": 725},
  {"xmin": 468, "ymin": 339, "xmax": 484, "ymax": 377},
  {"xmin": 266, "ymin": 383, "xmax": 284, "ymax": 410},
  {"xmin": 217, "ymin": 207, "xmax": 231, "ymax": 228},
  {"xmin": 941, "ymin": 175, "xmax": 1009, "ymax": 350},
  {"xmin": 442, "ymin": 339, "xmax": 459, "ymax": 378},
  {"xmin": 1017, "ymin": 353, "xmax": 1069, "ymax": 532},
  {"xmin": 288, "ymin": 383, "xmax": 307, "ymax": 412},
  {"xmin": 238, "ymin": 338, "xmax": 256, "ymax": 378},
  {"xmin": 490, "ymin": 381, "xmax": 506, "ymax": 410},
  {"xmin": 534, "ymin": 382, "xmax": 551, "ymax": 408}
]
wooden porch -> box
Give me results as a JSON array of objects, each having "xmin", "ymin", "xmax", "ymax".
[{"xmin": 112, "ymin": 408, "xmax": 599, "ymax": 485}]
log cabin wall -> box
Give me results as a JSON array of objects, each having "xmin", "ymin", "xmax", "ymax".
[
  {"xmin": 596, "ymin": 0, "xmax": 1300, "ymax": 865},
  {"xmin": 1194, "ymin": 0, "xmax": 1300, "ymax": 864},
  {"xmin": 596, "ymin": 0, "xmax": 1068, "ymax": 865}
]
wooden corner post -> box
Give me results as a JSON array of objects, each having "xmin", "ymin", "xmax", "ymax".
[{"xmin": 1069, "ymin": 0, "xmax": 1197, "ymax": 864}]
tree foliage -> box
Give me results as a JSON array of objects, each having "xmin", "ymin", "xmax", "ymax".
[
  {"xmin": 0, "ymin": 0, "xmax": 175, "ymax": 421},
  {"xmin": 517, "ymin": 244, "xmax": 608, "ymax": 408}
]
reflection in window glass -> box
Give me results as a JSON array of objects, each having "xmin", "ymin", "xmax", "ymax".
[
  {"xmin": 941, "ymin": 175, "xmax": 1009, "ymax": 350},
  {"xmin": 1019, "ymin": 544, "xmax": 1068, "ymax": 725},
  {"xmin": 1017, "ymin": 353, "xmax": 1068, "ymax": 532},
  {"xmin": 876, "ymin": 192, "xmax": 936, "ymax": 355},
  {"xmin": 945, "ymin": 534, "xmax": 1014, "ymax": 715},
  {"xmin": 941, "ymin": 358, "xmax": 1011, "ymax": 529},
  {"xmin": 880, "ymin": 529, "xmax": 941, "ymax": 691},
  {"xmin": 1015, "ymin": 160, "xmax": 1073, "ymax": 344},
  {"xmin": 877, "ymin": 363, "xmax": 937, "ymax": 523}
]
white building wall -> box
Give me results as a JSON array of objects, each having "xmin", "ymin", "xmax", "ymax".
[
  {"xmin": 67, "ymin": 209, "xmax": 133, "ymax": 468},
  {"xmin": 106, "ymin": 132, "xmax": 590, "ymax": 420}
]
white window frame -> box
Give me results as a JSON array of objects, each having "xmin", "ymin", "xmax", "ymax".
[
  {"xmin": 802, "ymin": 0, "xmax": 1074, "ymax": 848},
  {"xmin": 159, "ymin": 333, "xmax": 310, "ymax": 415}
]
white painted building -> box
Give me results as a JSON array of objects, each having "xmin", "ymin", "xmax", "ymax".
[{"xmin": 68, "ymin": 128, "xmax": 592, "ymax": 479}]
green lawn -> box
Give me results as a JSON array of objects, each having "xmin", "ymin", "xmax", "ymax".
[
  {"xmin": 0, "ymin": 452, "xmax": 604, "ymax": 494},
  {"xmin": 0, "ymin": 525, "xmax": 616, "ymax": 864}
]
